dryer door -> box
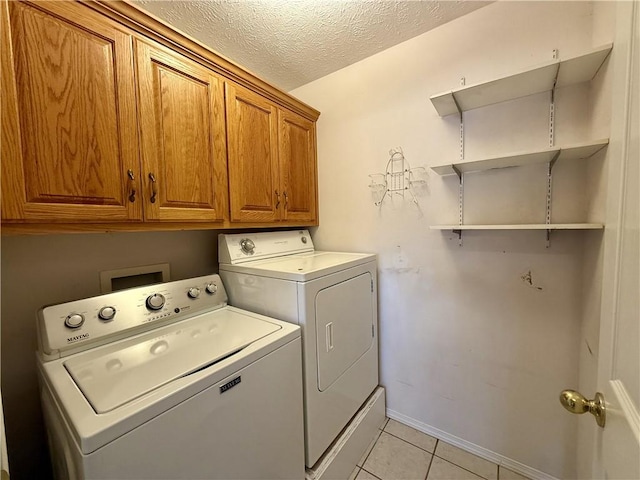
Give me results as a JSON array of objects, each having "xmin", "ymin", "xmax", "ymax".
[{"xmin": 315, "ymin": 272, "xmax": 374, "ymax": 391}]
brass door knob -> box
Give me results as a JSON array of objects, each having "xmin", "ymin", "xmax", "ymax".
[{"xmin": 559, "ymin": 390, "xmax": 606, "ymax": 427}]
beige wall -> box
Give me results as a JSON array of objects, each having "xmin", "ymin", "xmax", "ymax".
[
  {"xmin": 293, "ymin": 2, "xmax": 612, "ymax": 478},
  {"xmin": 1, "ymin": 230, "xmax": 219, "ymax": 478}
]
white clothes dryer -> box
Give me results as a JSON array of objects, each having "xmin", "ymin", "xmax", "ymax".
[
  {"xmin": 37, "ymin": 274, "xmax": 304, "ymax": 479},
  {"xmin": 219, "ymin": 230, "xmax": 384, "ymax": 471}
]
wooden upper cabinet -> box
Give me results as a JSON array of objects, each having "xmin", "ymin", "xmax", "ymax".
[
  {"xmin": 279, "ymin": 109, "xmax": 317, "ymax": 223},
  {"xmin": 1, "ymin": 0, "xmax": 319, "ymax": 231},
  {"xmin": 135, "ymin": 39, "xmax": 228, "ymax": 222},
  {"xmin": 1, "ymin": 1, "xmax": 142, "ymax": 221},
  {"xmin": 226, "ymin": 82, "xmax": 319, "ymax": 224},
  {"xmin": 226, "ymin": 83, "xmax": 280, "ymax": 223}
]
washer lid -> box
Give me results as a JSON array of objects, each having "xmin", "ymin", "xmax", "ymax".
[
  {"xmin": 64, "ymin": 308, "xmax": 280, "ymax": 413},
  {"xmin": 220, "ymin": 251, "xmax": 376, "ymax": 281}
]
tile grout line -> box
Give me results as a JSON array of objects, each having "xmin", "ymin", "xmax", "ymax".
[
  {"xmin": 359, "ymin": 420, "xmax": 388, "ymax": 475},
  {"xmin": 376, "ymin": 419, "xmax": 512, "ymax": 480},
  {"xmin": 431, "ymin": 453, "xmax": 492, "ymax": 480},
  {"xmin": 381, "ymin": 430, "xmax": 438, "ymax": 455},
  {"xmin": 359, "ymin": 429, "xmax": 383, "ymax": 469},
  {"xmin": 367, "ymin": 422, "xmax": 435, "ymax": 480},
  {"xmin": 361, "ymin": 467, "xmax": 383, "ymax": 480},
  {"xmin": 382, "ymin": 419, "xmax": 501, "ymax": 480},
  {"xmin": 423, "ymin": 439, "xmax": 438, "ymax": 480}
]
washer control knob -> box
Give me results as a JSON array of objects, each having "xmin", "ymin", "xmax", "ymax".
[
  {"xmin": 205, "ymin": 283, "xmax": 218, "ymax": 294},
  {"xmin": 146, "ymin": 293, "xmax": 166, "ymax": 311},
  {"xmin": 65, "ymin": 313, "xmax": 85, "ymax": 329},
  {"xmin": 240, "ymin": 238, "xmax": 255, "ymax": 255},
  {"xmin": 187, "ymin": 287, "xmax": 200, "ymax": 299},
  {"xmin": 98, "ymin": 306, "xmax": 116, "ymax": 321}
]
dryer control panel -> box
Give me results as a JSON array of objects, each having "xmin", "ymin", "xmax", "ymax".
[
  {"xmin": 218, "ymin": 230, "xmax": 315, "ymax": 265},
  {"xmin": 38, "ymin": 275, "xmax": 228, "ymax": 360}
]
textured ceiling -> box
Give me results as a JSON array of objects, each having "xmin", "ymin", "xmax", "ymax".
[{"xmin": 133, "ymin": 0, "xmax": 491, "ymax": 91}]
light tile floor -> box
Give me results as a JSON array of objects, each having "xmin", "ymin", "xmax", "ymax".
[{"xmin": 351, "ymin": 419, "xmax": 531, "ymax": 480}]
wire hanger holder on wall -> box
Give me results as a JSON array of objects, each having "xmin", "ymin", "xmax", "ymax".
[{"xmin": 369, "ymin": 148, "xmax": 426, "ymax": 208}]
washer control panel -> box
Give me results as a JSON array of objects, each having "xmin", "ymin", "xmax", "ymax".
[
  {"xmin": 38, "ymin": 274, "xmax": 228, "ymax": 359},
  {"xmin": 98, "ymin": 306, "xmax": 116, "ymax": 321},
  {"xmin": 145, "ymin": 293, "xmax": 166, "ymax": 310}
]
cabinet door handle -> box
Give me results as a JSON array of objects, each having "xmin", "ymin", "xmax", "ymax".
[
  {"xmin": 127, "ymin": 169, "xmax": 136, "ymax": 203},
  {"xmin": 275, "ymin": 189, "xmax": 281, "ymax": 208},
  {"xmin": 283, "ymin": 191, "xmax": 288, "ymax": 208},
  {"xmin": 149, "ymin": 173, "xmax": 157, "ymax": 204}
]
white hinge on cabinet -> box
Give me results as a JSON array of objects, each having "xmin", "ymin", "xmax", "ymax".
[
  {"xmin": 372, "ymin": 324, "xmax": 375, "ymax": 338},
  {"xmin": 371, "ymin": 279, "xmax": 374, "ymax": 292}
]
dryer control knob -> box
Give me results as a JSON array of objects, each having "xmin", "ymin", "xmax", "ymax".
[
  {"xmin": 240, "ymin": 238, "xmax": 255, "ymax": 255},
  {"xmin": 98, "ymin": 306, "xmax": 116, "ymax": 321},
  {"xmin": 65, "ymin": 313, "xmax": 85, "ymax": 329},
  {"xmin": 205, "ymin": 283, "xmax": 218, "ymax": 294},
  {"xmin": 146, "ymin": 293, "xmax": 166, "ymax": 311},
  {"xmin": 187, "ymin": 287, "xmax": 200, "ymax": 299}
]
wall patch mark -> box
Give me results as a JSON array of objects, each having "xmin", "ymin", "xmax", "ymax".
[
  {"xmin": 585, "ymin": 339, "xmax": 594, "ymax": 356},
  {"xmin": 521, "ymin": 270, "xmax": 543, "ymax": 290}
]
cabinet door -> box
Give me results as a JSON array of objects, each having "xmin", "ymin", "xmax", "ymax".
[
  {"xmin": 278, "ymin": 109, "xmax": 318, "ymax": 223},
  {"xmin": 136, "ymin": 40, "xmax": 227, "ymax": 221},
  {"xmin": 226, "ymin": 83, "xmax": 280, "ymax": 222},
  {"xmin": 1, "ymin": 1, "xmax": 141, "ymax": 221}
]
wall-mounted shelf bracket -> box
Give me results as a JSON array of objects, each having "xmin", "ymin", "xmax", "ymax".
[
  {"xmin": 545, "ymin": 150, "xmax": 561, "ymax": 247},
  {"xmin": 452, "ymin": 91, "xmax": 465, "ymax": 161},
  {"xmin": 549, "ymin": 50, "xmax": 560, "ymax": 147},
  {"xmin": 453, "ymin": 165, "xmax": 464, "ymax": 246},
  {"xmin": 549, "ymin": 100, "xmax": 556, "ymax": 147},
  {"xmin": 459, "ymin": 120, "xmax": 465, "ymax": 161}
]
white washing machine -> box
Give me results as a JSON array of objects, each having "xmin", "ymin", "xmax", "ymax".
[
  {"xmin": 37, "ymin": 274, "xmax": 305, "ymax": 479},
  {"xmin": 219, "ymin": 230, "xmax": 385, "ymax": 475}
]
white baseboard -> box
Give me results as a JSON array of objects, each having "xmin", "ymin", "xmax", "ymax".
[{"xmin": 386, "ymin": 408, "xmax": 559, "ymax": 480}]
